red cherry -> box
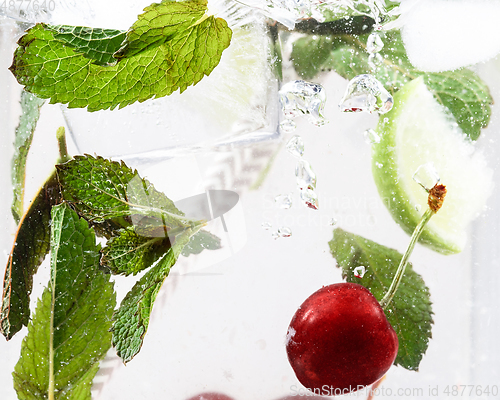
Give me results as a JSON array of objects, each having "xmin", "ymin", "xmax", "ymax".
[
  {"xmin": 286, "ymin": 282, "xmax": 398, "ymax": 394},
  {"xmin": 186, "ymin": 393, "xmax": 235, "ymax": 400}
]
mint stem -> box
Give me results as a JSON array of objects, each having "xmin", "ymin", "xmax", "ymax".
[
  {"xmin": 379, "ymin": 208, "xmax": 434, "ymax": 310},
  {"xmin": 56, "ymin": 126, "xmax": 70, "ymax": 163}
]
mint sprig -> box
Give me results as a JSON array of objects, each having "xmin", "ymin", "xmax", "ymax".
[
  {"xmin": 12, "ymin": 204, "xmax": 116, "ymax": 399},
  {"xmin": 10, "ymin": 0, "xmax": 232, "ymax": 111}
]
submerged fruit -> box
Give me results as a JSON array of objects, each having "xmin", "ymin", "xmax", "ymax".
[
  {"xmin": 186, "ymin": 393, "xmax": 235, "ymax": 400},
  {"xmin": 286, "ymin": 283, "xmax": 398, "ymax": 394},
  {"xmin": 372, "ymin": 77, "xmax": 492, "ymax": 254}
]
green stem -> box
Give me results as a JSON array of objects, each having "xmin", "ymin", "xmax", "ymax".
[
  {"xmin": 379, "ymin": 208, "xmax": 434, "ymax": 310},
  {"xmin": 56, "ymin": 126, "xmax": 70, "ymax": 163}
]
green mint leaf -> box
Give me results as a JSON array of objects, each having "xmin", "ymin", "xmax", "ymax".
[
  {"xmin": 101, "ymin": 226, "xmax": 172, "ymax": 276},
  {"xmin": 11, "ymin": 91, "xmax": 45, "ymax": 223},
  {"xmin": 111, "ymin": 227, "xmax": 195, "ymax": 363},
  {"xmin": 293, "ymin": 31, "xmax": 492, "ymax": 139},
  {"xmin": 181, "ymin": 229, "xmax": 222, "ymax": 257},
  {"xmin": 1, "ymin": 173, "xmax": 60, "ymax": 340},
  {"xmin": 12, "ymin": 203, "xmax": 116, "ymax": 399},
  {"xmin": 329, "ymin": 228, "xmax": 433, "ymax": 371},
  {"xmin": 56, "ymin": 155, "xmax": 191, "ymax": 230},
  {"xmin": 47, "ymin": 25, "xmax": 127, "ymax": 66},
  {"xmin": 10, "ymin": 5, "xmax": 232, "ymax": 111},
  {"xmin": 114, "ymin": 0, "xmax": 206, "ymax": 60}
]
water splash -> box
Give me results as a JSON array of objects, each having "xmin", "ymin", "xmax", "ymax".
[
  {"xmin": 279, "ymin": 80, "xmax": 328, "ymax": 131},
  {"xmin": 367, "ymin": 32, "xmax": 384, "ymax": 54},
  {"xmin": 413, "ymin": 162, "xmax": 440, "ymax": 192},
  {"xmin": 339, "ymin": 74, "xmax": 393, "ymax": 114},
  {"xmin": 273, "ymin": 226, "xmax": 292, "ymax": 238},
  {"xmin": 363, "ymin": 128, "xmax": 381, "ymax": 144},
  {"xmin": 280, "ymin": 119, "xmax": 297, "ymax": 133},
  {"xmin": 275, "ymin": 193, "xmax": 293, "ymax": 209},
  {"xmin": 295, "ymin": 159, "xmax": 317, "ymax": 190},
  {"xmin": 286, "ymin": 135, "xmax": 305, "ymax": 158},
  {"xmin": 354, "ymin": 266, "xmax": 367, "ymax": 278},
  {"xmin": 329, "ymin": 217, "xmax": 338, "ymax": 226},
  {"xmin": 299, "ymin": 188, "xmax": 319, "ymax": 210},
  {"xmin": 262, "ymin": 222, "xmax": 272, "ymax": 230}
]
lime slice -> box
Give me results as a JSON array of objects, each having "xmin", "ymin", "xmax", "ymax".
[{"xmin": 372, "ymin": 77, "xmax": 493, "ymax": 254}]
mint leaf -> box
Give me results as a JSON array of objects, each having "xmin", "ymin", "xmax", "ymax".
[
  {"xmin": 114, "ymin": 0, "xmax": 206, "ymax": 59},
  {"xmin": 10, "ymin": 1, "xmax": 232, "ymax": 111},
  {"xmin": 101, "ymin": 226, "xmax": 172, "ymax": 276},
  {"xmin": 56, "ymin": 155, "xmax": 191, "ymax": 230},
  {"xmin": 11, "ymin": 91, "xmax": 45, "ymax": 223},
  {"xmin": 181, "ymin": 229, "xmax": 222, "ymax": 257},
  {"xmin": 292, "ymin": 31, "xmax": 492, "ymax": 139},
  {"xmin": 48, "ymin": 25, "xmax": 127, "ymax": 66},
  {"xmin": 111, "ymin": 227, "xmax": 196, "ymax": 363},
  {"xmin": 1, "ymin": 173, "xmax": 60, "ymax": 340},
  {"xmin": 12, "ymin": 203, "xmax": 116, "ymax": 399},
  {"xmin": 329, "ymin": 228, "xmax": 433, "ymax": 371}
]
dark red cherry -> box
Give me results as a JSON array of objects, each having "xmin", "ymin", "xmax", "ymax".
[
  {"xmin": 286, "ymin": 282, "xmax": 398, "ymax": 394},
  {"xmin": 185, "ymin": 393, "xmax": 235, "ymax": 400}
]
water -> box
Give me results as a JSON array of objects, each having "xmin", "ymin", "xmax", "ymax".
[
  {"xmin": 339, "ymin": 74, "xmax": 393, "ymax": 114},
  {"xmin": 1, "ymin": 1, "xmax": 500, "ymax": 399}
]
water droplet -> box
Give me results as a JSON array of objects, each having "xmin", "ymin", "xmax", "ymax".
[
  {"xmin": 368, "ymin": 52, "xmax": 384, "ymax": 69},
  {"xmin": 279, "ymin": 80, "xmax": 328, "ymax": 126},
  {"xmin": 375, "ymin": 162, "xmax": 383, "ymax": 168},
  {"xmin": 329, "ymin": 217, "xmax": 338, "ymax": 226},
  {"xmin": 275, "ymin": 193, "xmax": 293, "ymax": 209},
  {"xmin": 300, "ymin": 188, "xmax": 319, "ymax": 210},
  {"xmin": 339, "ymin": 74, "xmax": 393, "ymax": 114},
  {"xmin": 415, "ymin": 204, "xmax": 422, "ymax": 212},
  {"xmin": 271, "ymin": 231, "xmax": 280, "ymax": 239},
  {"xmin": 363, "ymin": 129, "xmax": 381, "ymax": 144},
  {"xmin": 367, "ymin": 32, "xmax": 384, "ymax": 54},
  {"xmin": 280, "ymin": 119, "xmax": 297, "ymax": 133},
  {"xmin": 277, "ymin": 226, "xmax": 292, "ymax": 237},
  {"xmin": 295, "ymin": 159, "xmax": 316, "ymax": 190},
  {"xmin": 354, "ymin": 266, "xmax": 366, "ymax": 278},
  {"xmin": 262, "ymin": 222, "xmax": 272, "ymax": 230},
  {"xmin": 413, "ymin": 162, "xmax": 440, "ymax": 192},
  {"xmin": 286, "ymin": 135, "xmax": 305, "ymax": 158}
]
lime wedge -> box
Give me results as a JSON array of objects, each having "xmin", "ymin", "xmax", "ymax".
[{"xmin": 372, "ymin": 77, "xmax": 493, "ymax": 254}]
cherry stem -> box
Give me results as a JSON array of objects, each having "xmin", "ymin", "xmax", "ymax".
[{"xmin": 379, "ymin": 183, "xmax": 447, "ymax": 310}]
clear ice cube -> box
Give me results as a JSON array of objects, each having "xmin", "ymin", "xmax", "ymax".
[
  {"xmin": 339, "ymin": 74, "xmax": 393, "ymax": 114},
  {"xmin": 279, "ymin": 80, "xmax": 328, "ymax": 126}
]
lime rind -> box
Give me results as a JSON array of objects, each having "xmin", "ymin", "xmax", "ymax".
[{"xmin": 372, "ymin": 77, "xmax": 493, "ymax": 254}]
